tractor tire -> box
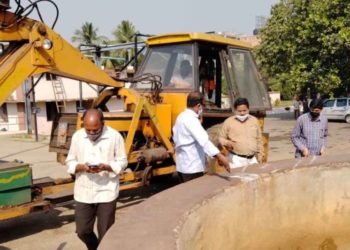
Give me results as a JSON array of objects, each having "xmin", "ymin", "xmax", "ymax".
[{"xmin": 206, "ymin": 123, "xmax": 223, "ymax": 147}]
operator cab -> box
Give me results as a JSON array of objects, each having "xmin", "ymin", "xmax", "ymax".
[{"xmin": 134, "ymin": 33, "xmax": 271, "ymax": 120}]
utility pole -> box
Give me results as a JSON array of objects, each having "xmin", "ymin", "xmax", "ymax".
[
  {"xmin": 23, "ymin": 79, "xmax": 32, "ymax": 135},
  {"xmin": 30, "ymin": 77, "xmax": 39, "ymax": 142},
  {"xmin": 78, "ymin": 81, "xmax": 83, "ymax": 111},
  {"xmin": 134, "ymin": 34, "xmax": 138, "ymax": 71},
  {"xmin": 94, "ymin": 46, "xmax": 102, "ymax": 94}
]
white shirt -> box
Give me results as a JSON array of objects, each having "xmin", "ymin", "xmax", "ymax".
[
  {"xmin": 66, "ymin": 126, "xmax": 128, "ymax": 203},
  {"xmin": 172, "ymin": 108, "xmax": 219, "ymax": 174}
]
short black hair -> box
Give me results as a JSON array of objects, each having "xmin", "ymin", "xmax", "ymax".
[
  {"xmin": 234, "ymin": 97, "xmax": 249, "ymax": 109},
  {"xmin": 187, "ymin": 91, "xmax": 203, "ymax": 108},
  {"xmin": 309, "ymin": 98, "xmax": 323, "ymax": 109}
]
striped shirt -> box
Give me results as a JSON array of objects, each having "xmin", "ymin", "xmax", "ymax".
[{"xmin": 291, "ymin": 113, "xmax": 328, "ymax": 158}]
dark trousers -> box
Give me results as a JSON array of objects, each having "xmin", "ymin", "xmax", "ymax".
[
  {"xmin": 294, "ymin": 109, "xmax": 300, "ymax": 119},
  {"xmin": 177, "ymin": 172, "xmax": 204, "ymax": 183},
  {"xmin": 75, "ymin": 199, "xmax": 117, "ymax": 250}
]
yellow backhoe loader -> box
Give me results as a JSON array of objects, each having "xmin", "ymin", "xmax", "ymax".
[{"xmin": 0, "ymin": 0, "xmax": 271, "ymax": 220}]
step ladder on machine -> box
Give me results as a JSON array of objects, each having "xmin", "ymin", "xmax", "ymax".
[{"xmin": 50, "ymin": 75, "xmax": 67, "ymax": 113}]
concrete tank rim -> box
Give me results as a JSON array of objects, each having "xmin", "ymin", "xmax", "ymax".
[{"xmin": 98, "ymin": 154, "xmax": 350, "ymax": 250}]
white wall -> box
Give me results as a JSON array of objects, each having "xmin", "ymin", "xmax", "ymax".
[
  {"xmin": 36, "ymin": 102, "xmax": 50, "ymax": 135},
  {"xmin": 106, "ymin": 97, "xmax": 124, "ymax": 112},
  {"xmin": 3, "ymin": 76, "xmax": 100, "ymax": 134},
  {"xmin": 7, "ymin": 77, "xmax": 99, "ymax": 102},
  {"xmin": 269, "ymin": 92, "xmax": 281, "ymax": 105},
  {"xmin": 35, "ymin": 101, "xmax": 77, "ymax": 135},
  {"xmin": 35, "ymin": 78, "xmax": 97, "ymax": 102},
  {"xmin": 0, "ymin": 103, "xmax": 19, "ymax": 132},
  {"xmin": 34, "ymin": 77, "xmax": 98, "ymax": 102}
]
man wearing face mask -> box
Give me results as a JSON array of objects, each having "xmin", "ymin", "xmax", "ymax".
[
  {"xmin": 291, "ymin": 98, "xmax": 328, "ymax": 158},
  {"xmin": 219, "ymin": 97, "xmax": 264, "ymax": 169},
  {"xmin": 173, "ymin": 91, "xmax": 230, "ymax": 182},
  {"xmin": 66, "ymin": 109, "xmax": 127, "ymax": 250}
]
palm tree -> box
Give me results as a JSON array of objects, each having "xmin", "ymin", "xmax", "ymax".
[
  {"xmin": 112, "ymin": 20, "xmax": 137, "ymax": 44},
  {"xmin": 71, "ymin": 22, "xmax": 108, "ymax": 45},
  {"xmin": 112, "ymin": 20, "xmax": 138, "ymax": 63}
]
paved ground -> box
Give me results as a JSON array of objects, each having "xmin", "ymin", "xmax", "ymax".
[
  {"xmin": 266, "ymin": 110, "xmax": 350, "ymax": 161},
  {"xmin": 0, "ymin": 111, "xmax": 349, "ymax": 250}
]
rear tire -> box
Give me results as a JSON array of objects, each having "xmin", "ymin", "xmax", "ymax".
[{"xmin": 346, "ymin": 115, "xmax": 350, "ymax": 124}]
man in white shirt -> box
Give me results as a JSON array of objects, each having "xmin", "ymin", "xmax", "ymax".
[
  {"xmin": 66, "ymin": 109, "xmax": 127, "ymax": 250},
  {"xmin": 173, "ymin": 91, "xmax": 230, "ymax": 182}
]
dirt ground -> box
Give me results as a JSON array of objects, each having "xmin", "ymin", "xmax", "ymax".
[{"xmin": 0, "ymin": 111, "xmax": 349, "ymax": 250}]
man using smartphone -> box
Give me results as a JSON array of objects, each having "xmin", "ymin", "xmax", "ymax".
[{"xmin": 66, "ymin": 109, "xmax": 127, "ymax": 250}]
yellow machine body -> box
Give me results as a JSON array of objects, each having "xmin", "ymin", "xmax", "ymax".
[{"xmin": 0, "ymin": 4, "xmax": 271, "ymax": 220}]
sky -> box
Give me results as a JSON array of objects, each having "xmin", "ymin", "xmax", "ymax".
[{"xmin": 18, "ymin": 0, "xmax": 280, "ymax": 42}]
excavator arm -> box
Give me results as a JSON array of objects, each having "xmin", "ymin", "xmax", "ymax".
[{"xmin": 0, "ymin": 10, "xmax": 123, "ymax": 106}]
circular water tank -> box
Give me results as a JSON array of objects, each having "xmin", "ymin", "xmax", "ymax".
[{"xmin": 100, "ymin": 155, "xmax": 350, "ymax": 250}]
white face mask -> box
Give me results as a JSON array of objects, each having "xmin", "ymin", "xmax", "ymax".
[
  {"xmin": 198, "ymin": 106, "xmax": 203, "ymax": 116},
  {"xmin": 236, "ymin": 114, "xmax": 249, "ymax": 122},
  {"xmin": 196, "ymin": 104, "xmax": 203, "ymax": 116},
  {"xmin": 86, "ymin": 126, "xmax": 103, "ymax": 142}
]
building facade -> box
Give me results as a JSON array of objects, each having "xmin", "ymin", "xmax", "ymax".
[{"xmin": 0, "ymin": 75, "xmax": 100, "ymax": 135}]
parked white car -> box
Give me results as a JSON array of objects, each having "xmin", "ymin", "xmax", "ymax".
[{"xmin": 322, "ymin": 98, "xmax": 350, "ymax": 123}]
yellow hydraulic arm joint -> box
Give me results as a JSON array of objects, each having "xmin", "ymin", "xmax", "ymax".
[
  {"xmin": 0, "ymin": 11, "xmax": 123, "ymax": 106},
  {"xmin": 120, "ymin": 88, "xmax": 175, "ymax": 161}
]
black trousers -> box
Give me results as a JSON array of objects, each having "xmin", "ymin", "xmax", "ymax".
[
  {"xmin": 75, "ymin": 199, "xmax": 117, "ymax": 250},
  {"xmin": 177, "ymin": 172, "xmax": 204, "ymax": 183}
]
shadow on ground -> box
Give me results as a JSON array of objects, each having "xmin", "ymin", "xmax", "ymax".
[
  {"xmin": 118, "ymin": 174, "xmax": 180, "ymax": 209},
  {"xmin": 0, "ymin": 174, "xmax": 180, "ymax": 246},
  {"xmin": 0, "ymin": 206, "xmax": 74, "ymax": 244}
]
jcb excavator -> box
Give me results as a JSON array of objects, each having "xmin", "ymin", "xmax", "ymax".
[{"xmin": 0, "ymin": 0, "xmax": 271, "ymax": 220}]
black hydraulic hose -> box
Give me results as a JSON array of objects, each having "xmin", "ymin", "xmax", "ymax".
[
  {"xmin": 28, "ymin": 0, "xmax": 44, "ymax": 24},
  {"xmin": 20, "ymin": 0, "xmax": 60, "ymax": 29},
  {"xmin": 1, "ymin": 0, "xmax": 59, "ymax": 29},
  {"xmin": 14, "ymin": 0, "xmax": 24, "ymax": 15}
]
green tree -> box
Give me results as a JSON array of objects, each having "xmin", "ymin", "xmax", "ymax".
[
  {"xmin": 112, "ymin": 20, "xmax": 138, "ymax": 64},
  {"xmin": 113, "ymin": 20, "xmax": 137, "ymax": 43},
  {"xmin": 256, "ymin": 0, "xmax": 350, "ymax": 99},
  {"xmin": 71, "ymin": 22, "xmax": 108, "ymax": 45}
]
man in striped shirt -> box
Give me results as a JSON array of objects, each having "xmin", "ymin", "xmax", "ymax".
[{"xmin": 291, "ymin": 98, "xmax": 328, "ymax": 158}]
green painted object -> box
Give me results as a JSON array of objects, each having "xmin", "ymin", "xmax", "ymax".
[
  {"xmin": 0, "ymin": 187, "xmax": 31, "ymax": 206},
  {"xmin": 0, "ymin": 162, "xmax": 32, "ymax": 206}
]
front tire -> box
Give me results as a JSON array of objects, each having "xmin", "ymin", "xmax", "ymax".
[{"xmin": 345, "ymin": 115, "xmax": 350, "ymax": 124}]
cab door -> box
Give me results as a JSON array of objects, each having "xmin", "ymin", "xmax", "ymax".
[{"xmin": 222, "ymin": 47, "xmax": 271, "ymax": 112}]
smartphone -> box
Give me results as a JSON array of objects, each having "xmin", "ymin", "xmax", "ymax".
[{"xmin": 88, "ymin": 164, "xmax": 98, "ymax": 168}]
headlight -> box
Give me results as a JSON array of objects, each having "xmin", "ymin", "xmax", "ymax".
[
  {"xmin": 43, "ymin": 39, "xmax": 53, "ymax": 50},
  {"xmin": 0, "ymin": 44, "xmax": 4, "ymax": 55}
]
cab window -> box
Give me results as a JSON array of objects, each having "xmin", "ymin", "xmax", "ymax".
[
  {"xmin": 135, "ymin": 44, "xmax": 194, "ymax": 90},
  {"xmin": 229, "ymin": 48, "xmax": 270, "ymax": 110}
]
